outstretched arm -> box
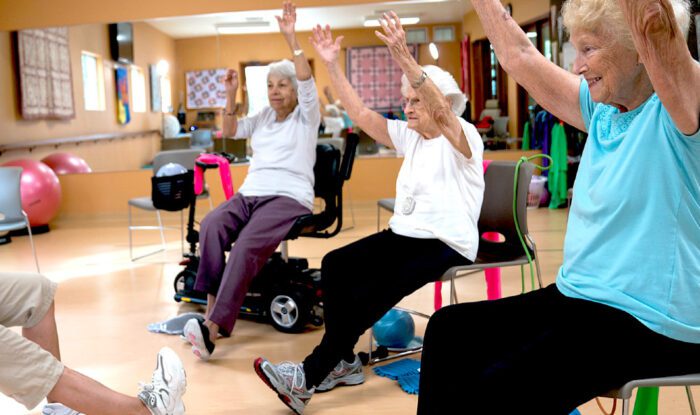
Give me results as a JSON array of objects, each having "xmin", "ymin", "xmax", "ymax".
[
  {"xmin": 222, "ymin": 69, "xmax": 239, "ymax": 138},
  {"xmin": 470, "ymin": 0, "xmax": 584, "ymax": 131},
  {"xmin": 310, "ymin": 25, "xmax": 392, "ymax": 147},
  {"xmin": 375, "ymin": 12, "xmax": 472, "ymax": 158},
  {"xmin": 619, "ymin": 0, "xmax": 700, "ymax": 135},
  {"xmin": 277, "ymin": 1, "xmax": 311, "ymax": 81}
]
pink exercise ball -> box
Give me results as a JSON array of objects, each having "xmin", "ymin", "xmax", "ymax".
[
  {"xmin": 1, "ymin": 159, "xmax": 62, "ymax": 226},
  {"xmin": 41, "ymin": 152, "xmax": 92, "ymax": 175}
]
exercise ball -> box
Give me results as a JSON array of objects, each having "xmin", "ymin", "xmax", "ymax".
[
  {"xmin": 1, "ymin": 159, "xmax": 62, "ymax": 226},
  {"xmin": 41, "ymin": 152, "xmax": 92, "ymax": 175},
  {"xmin": 373, "ymin": 309, "xmax": 415, "ymax": 349},
  {"xmin": 156, "ymin": 162, "xmax": 188, "ymax": 177}
]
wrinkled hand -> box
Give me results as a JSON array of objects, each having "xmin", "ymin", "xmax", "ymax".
[
  {"xmin": 276, "ymin": 1, "xmax": 297, "ymax": 38},
  {"xmin": 310, "ymin": 24, "xmax": 344, "ymax": 66},
  {"xmin": 374, "ymin": 11, "xmax": 411, "ymax": 61},
  {"xmin": 223, "ymin": 69, "xmax": 239, "ymax": 94}
]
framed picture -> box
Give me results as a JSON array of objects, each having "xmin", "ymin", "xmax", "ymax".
[{"xmin": 186, "ymin": 69, "xmax": 227, "ymax": 109}]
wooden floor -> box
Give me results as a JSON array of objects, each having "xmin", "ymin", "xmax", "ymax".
[{"xmin": 0, "ymin": 201, "xmax": 696, "ymax": 414}]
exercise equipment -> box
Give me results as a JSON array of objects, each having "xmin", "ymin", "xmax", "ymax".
[
  {"xmin": 1, "ymin": 159, "xmax": 62, "ymax": 226},
  {"xmin": 41, "ymin": 152, "xmax": 92, "ymax": 175},
  {"xmin": 156, "ymin": 162, "xmax": 188, "ymax": 178}
]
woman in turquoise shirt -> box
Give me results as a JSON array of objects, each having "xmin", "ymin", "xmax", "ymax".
[{"xmin": 418, "ymin": 0, "xmax": 700, "ymax": 414}]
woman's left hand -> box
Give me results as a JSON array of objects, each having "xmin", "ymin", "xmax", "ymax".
[
  {"xmin": 276, "ymin": 1, "xmax": 297, "ymax": 39},
  {"xmin": 375, "ymin": 12, "xmax": 412, "ymax": 62}
]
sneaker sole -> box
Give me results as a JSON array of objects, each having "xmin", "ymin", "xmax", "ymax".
[
  {"xmin": 253, "ymin": 358, "xmax": 305, "ymax": 415},
  {"xmin": 315, "ymin": 373, "xmax": 365, "ymax": 393},
  {"xmin": 184, "ymin": 319, "xmax": 211, "ymax": 361}
]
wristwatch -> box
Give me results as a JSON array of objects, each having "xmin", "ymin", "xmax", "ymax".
[{"xmin": 411, "ymin": 71, "xmax": 428, "ymax": 88}]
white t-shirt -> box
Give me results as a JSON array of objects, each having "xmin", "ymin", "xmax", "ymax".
[
  {"xmin": 387, "ymin": 118, "xmax": 485, "ymax": 260},
  {"xmin": 234, "ymin": 77, "xmax": 321, "ymax": 210}
]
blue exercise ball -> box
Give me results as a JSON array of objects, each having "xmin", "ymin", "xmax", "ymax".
[
  {"xmin": 373, "ymin": 309, "xmax": 415, "ymax": 349},
  {"xmin": 156, "ymin": 162, "xmax": 187, "ymax": 177}
]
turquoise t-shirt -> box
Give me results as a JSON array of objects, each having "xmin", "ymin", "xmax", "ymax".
[{"xmin": 556, "ymin": 80, "xmax": 700, "ymax": 343}]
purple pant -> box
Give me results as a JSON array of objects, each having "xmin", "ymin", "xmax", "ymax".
[{"xmin": 195, "ymin": 193, "xmax": 310, "ymax": 335}]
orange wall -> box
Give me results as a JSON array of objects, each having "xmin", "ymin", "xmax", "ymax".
[
  {"xmin": 0, "ymin": 22, "xmax": 176, "ymax": 171},
  {"xmin": 173, "ymin": 22, "xmax": 463, "ymax": 125}
]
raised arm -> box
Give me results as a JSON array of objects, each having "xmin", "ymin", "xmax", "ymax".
[
  {"xmin": 619, "ymin": 0, "xmax": 700, "ymax": 135},
  {"xmin": 277, "ymin": 1, "xmax": 311, "ymax": 81},
  {"xmin": 222, "ymin": 69, "xmax": 239, "ymax": 138},
  {"xmin": 470, "ymin": 0, "xmax": 585, "ymax": 131},
  {"xmin": 310, "ymin": 25, "xmax": 392, "ymax": 147},
  {"xmin": 375, "ymin": 12, "xmax": 472, "ymax": 158}
]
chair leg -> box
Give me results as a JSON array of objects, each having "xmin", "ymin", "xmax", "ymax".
[
  {"xmin": 128, "ymin": 204, "xmax": 134, "ymax": 260},
  {"xmin": 527, "ymin": 234, "xmax": 544, "ymax": 289},
  {"xmin": 180, "ymin": 210, "xmax": 184, "ymax": 255},
  {"xmin": 22, "ymin": 211, "xmax": 40, "ymax": 273},
  {"xmin": 622, "ymin": 398, "xmax": 630, "ymax": 415},
  {"xmin": 687, "ymin": 385, "xmax": 697, "ymax": 415},
  {"xmin": 155, "ymin": 210, "xmax": 166, "ymax": 252},
  {"xmin": 129, "ymin": 204, "xmax": 168, "ymax": 262}
]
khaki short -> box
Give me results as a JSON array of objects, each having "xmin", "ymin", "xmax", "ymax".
[{"xmin": 0, "ymin": 272, "xmax": 64, "ymax": 409}]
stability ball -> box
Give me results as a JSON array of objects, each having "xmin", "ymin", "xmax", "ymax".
[
  {"xmin": 156, "ymin": 162, "xmax": 188, "ymax": 177},
  {"xmin": 373, "ymin": 309, "xmax": 415, "ymax": 349},
  {"xmin": 1, "ymin": 159, "xmax": 62, "ymax": 226},
  {"xmin": 41, "ymin": 152, "xmax": 92, "ymax": 175}
]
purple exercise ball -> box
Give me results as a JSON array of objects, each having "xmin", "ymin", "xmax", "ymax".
[
  {"xmin": 2, "ymin": 159, "xmax": 62, "ymax": 226},
  {"xmin": 41, "ymin": 152, "xmax": 92, "ymax": 175}
]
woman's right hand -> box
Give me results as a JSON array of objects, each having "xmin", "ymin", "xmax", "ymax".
[
  {"xmin": 310, "ymin": 24, "xmax": 344, "ymax": 66},
  {"xmin": 223, "ymin": 69, "xmax": 239, "ymax": 95}
]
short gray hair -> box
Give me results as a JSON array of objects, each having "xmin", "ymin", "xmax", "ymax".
[
  {"xmin": 267, "ymin": 59, "xmax": 297, "ymax": 91},
  {"xmin": 400, "ymin": 65, "xmax": 467, "ymax": 116},
  {"xmin": 562, "ymin": 0, "xmax": 692, "ymax": 50}
]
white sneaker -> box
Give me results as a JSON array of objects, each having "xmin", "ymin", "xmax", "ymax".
[
  {"xmin": 254, "ymin": 358, "xmax": 314, "ymax": 415},
  {"xmin": 183, "ymin": 318, "xmax": 215, "ymax": 361},
  {"xmin": 42, "ymin": 403, "xmax": 82, "ymax": 415},
  {"xmin": 138, "ymin": 347, "xmax": 187, "ymax": 415},
  {"xmin": 316, "ymin": 355, "xmax": 365, "ymax": 392}
]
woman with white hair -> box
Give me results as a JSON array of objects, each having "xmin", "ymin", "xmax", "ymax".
[
  {"xmin": 183, "ymin": 1, "xmax": 320, "ymax": 360},
  {"xmin": 417, "ymin": 0, "xmax": 700, "ymax": 413},
  {"xmin": 254, "ymin": 13, "xmax": 485, "ymax": 414}
]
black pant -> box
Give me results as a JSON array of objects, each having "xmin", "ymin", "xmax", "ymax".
[
  {"xmin": 302, "ymin": 229, "xmax": 472, "ymax": 388},
  {"xmin": 418, "ymin": 284, "xmax": 700, "ymax": 415}
]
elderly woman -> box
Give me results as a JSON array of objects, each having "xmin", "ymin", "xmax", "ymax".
[
  {"xmin": 254, "ymin": 13, "xmax": 485, "ymax": 414},
  {"xmin": 183, "ymin": 1, "xmax": 320, "ymax": 360},
  {"xmin": 417, "ymin": 0, "xmax": 700, "ymax": 413}
]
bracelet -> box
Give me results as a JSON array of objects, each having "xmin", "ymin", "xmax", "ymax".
[
  {"xmin": 223, "ymin": 111, "xmax": 235, "ymax": 116},
  {"xmin": 411, "ymin": 71, "xmax": 428, "ymax": 88},
  {"xmin": 293, "ymin": 49, "xmax": 304, "ymax": 57}
]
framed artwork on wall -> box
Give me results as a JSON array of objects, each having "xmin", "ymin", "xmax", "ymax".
[
  {"xmin": 15, "ymin": 27, "xmax": 75, "ymax": 119},
  {"xmin": 186, "ymin": 69, "xmax": 227, "ymax": 109},
  {"xmin": 115, "ymin": 66, "xmax": 131, "ymax": 124}
]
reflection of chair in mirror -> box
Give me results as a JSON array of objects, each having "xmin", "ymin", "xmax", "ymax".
[
  {"xmin": 128, "ymin": 149, "xmax": 211, "ymax": 261},
  {"xmin": 0, "ymin": 167, "xmax": 40, "ymax": 272}
]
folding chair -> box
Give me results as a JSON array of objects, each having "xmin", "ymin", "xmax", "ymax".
[
  {"xmin": 0, "ymin": 167, "xmax": 40, "ymax": 272},
  {"xmin": 602, "ymin": 374, "xmax": 700, "ymax": 415}
]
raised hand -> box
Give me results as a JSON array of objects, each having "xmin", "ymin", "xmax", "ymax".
[
  {"xmin": 374, "ymin": 11, "xmax": 411, "ymax": 62},
  {"xmin": 223, "ymin": 69, "xmax": 239, "ymax": 95},
  {"xmin": 276, "ymin": 1, "xmax": 297, "ymax": 39},
  {"xmin": 310, "ymin": 24, "xmax": 344, "ymax": 66}
]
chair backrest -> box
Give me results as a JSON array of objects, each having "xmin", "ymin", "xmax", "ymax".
[
  {"xmin": 0, "ymin": 167, "xmax": 23, "ymax": 218},
  {"xmin": 477, "ymin": 161, "xmax": 535, "ymax": 260},
  {"xmin": 493, "ymin": 116, "xmax": 510, "ymax": 138},
  {"xmin": 287, "ymin": 132, "xmax": 359, "ymax": 239},
  {"xmin": 153, "ymin": 149, "xmax": 203, "ymax": 173}
]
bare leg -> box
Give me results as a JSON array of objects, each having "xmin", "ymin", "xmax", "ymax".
[
  {"xmin": 47, "ymin": 367, "xmax": 151, "ymax": 415},
  {"xmin": 205, "ymin": 294, "xmax": 219, "ymax": 344},
  {"xmin": 22, "ymin": 301, "xmax": 60, "ymax": 361}
]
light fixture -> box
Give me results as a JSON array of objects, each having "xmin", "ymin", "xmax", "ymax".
[
  {"xmin": 428, "ymin": 42, "xmax": 439, "ymax": 61},
  {"xmin": 363, "ymin": 16, "xmax": 420, "ymax": 27},
  {"xmin": 526, "ymin": 32, "xmax": 538, "ymax": 38},
  {"xmin": 216, "ymin": 20, "xmax": 271, "ymax": 34},
  {"xmin": 156, "ymin": 59, "xmax": 169, "ymax": 76}
]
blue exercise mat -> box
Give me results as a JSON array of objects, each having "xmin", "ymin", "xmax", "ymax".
[{"xmin": 372, "ymin": 358, "xmax": 421, "ymax": 395}]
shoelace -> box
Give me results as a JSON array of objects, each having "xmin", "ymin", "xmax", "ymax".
[{"xmin": 276, "ymin": 361, "xmax": 305, "ymax": 392}]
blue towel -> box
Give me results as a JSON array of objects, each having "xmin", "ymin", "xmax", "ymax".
[{"xmin": 373, "ymin": 358, "xmax": 421, "ymax": 395}]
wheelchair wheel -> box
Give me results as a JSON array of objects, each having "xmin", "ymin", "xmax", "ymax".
[
  {"xmin": 269, "ymin": 290, "xmax": 309, "ymax": 333},
  {"xmin": 174, "ymin": 269, "xmax": 196, "ymax": 294}
]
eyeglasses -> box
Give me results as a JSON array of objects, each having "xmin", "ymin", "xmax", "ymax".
[{"xmin": 402, "ymin": 97, "xmax": 422, "ymax": 109}]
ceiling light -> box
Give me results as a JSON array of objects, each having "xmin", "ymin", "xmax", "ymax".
[
  {"xmin": 216, "ymin": 21, "xmax": 271, "ymax": 34},
  {"xmin": 363, "ymin": 16, "xmax": 420, "ymax": 27}
]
